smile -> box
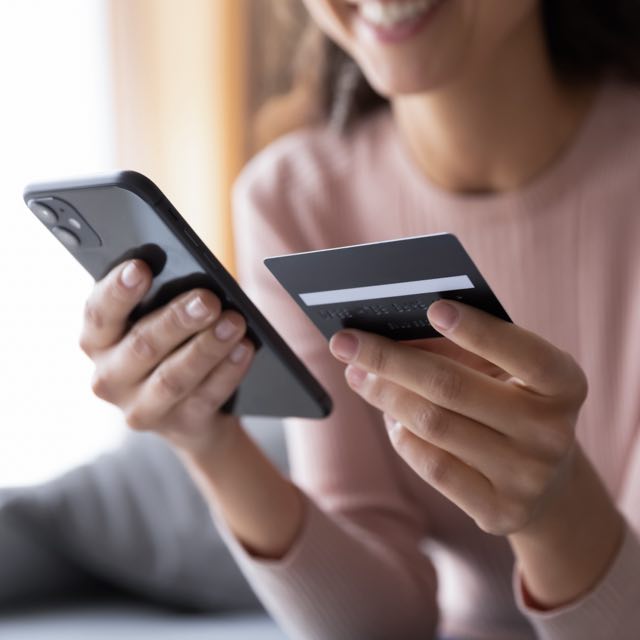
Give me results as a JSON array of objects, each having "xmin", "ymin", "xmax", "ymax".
[
  {"xmin": 346, "ymin": 0, "xmax": 446, "ymax": 43},
  {"xmin": 363, "ymin": 0, "xmax": 439, "ymax": 27}
]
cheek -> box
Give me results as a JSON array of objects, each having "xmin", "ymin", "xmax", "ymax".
[
  {"xmin": 337, "ymin": 0, "xmax": 479, "ymax": 96},
  {"xmin": 301, "ymin": 0, "xmax": 354, "ymax": 50},
  {"xmin": 466, "ymin": 0, "xmax": 540, "ymax": 64}
]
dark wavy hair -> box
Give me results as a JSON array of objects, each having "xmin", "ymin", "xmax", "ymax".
[{"xmin": 312, "ymin": 0, "xmax": 640, "ymax": 129}]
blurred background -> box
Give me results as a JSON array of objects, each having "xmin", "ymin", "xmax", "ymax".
[{"xmin": 0, "ymin": 0, "xmax": 310, "ymax": 486}]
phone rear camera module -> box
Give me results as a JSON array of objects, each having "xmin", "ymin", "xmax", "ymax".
[
  {"xmin": 25, "ymin": 196, "xmax": 101, "ymax": 248},
  {"xmin": 52, "ymin": 226, "xmax": 80, "ymax": 249},
  {"xmin": 27, "ymin": 199, "xmax": 58, "ymax": 225}
]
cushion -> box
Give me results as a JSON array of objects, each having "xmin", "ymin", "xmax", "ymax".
[{"xmin": 0, "ymin": 417, "xmax": 288, "ymax": 612}]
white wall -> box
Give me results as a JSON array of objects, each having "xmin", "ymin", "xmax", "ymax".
[{"xmin": 0, "ymin": 0, "xmax": 126, "ymax": 486}]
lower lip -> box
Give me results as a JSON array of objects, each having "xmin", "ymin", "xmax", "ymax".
[{"xmin": 353, "ymin": 1, "xmax": 445, "ymax": 44}]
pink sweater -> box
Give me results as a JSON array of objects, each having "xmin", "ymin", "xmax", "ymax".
[{"xmin": 220, "ymin": 79, "xmax": 640, "ymax": 639}]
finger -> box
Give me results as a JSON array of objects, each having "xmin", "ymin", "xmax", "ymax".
[
  {"xmin": 407, "ymin": 337, "xmax": 510, "ymax": 379},
  {"xmin": 426, "ymin": 300, "xmax": 585, "ymax": 399},
  {"xmin": 97, "ymin": 289, "xmax": 222, "ymax": 393},
  {"xmin": 331, "ymin": 330, "xmax": 530, "ymax": 437},
  {"xmin": 346, "ymin": 367, "xmax": 518, "ymax": 482},
  {"xmin": 181, "ymin": 337, "xmax": 254, "ymax": 418},
  {"xmin": 388, "ymin": 423, "xmax": 496, "ymax": 526},
  {"xmin": 80, "ymin": 260, "xmax": 153, "ymax": 354},
  {"xmin": 125, "ymin": 311, "xmax": 247, "ymax": 426},
  {"xmin": 158, "ymin": 338, "xmax": 254, "ymax": 449}
]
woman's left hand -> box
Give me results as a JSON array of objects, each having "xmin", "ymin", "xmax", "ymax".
[{"xmin": 328, "ymin": 299, "xmax": 589, "ymax": 537}]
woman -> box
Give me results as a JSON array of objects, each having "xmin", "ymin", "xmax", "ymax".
[{"xmin": 80, "ymin": 1, "xmax": 640, "ymax": 638}]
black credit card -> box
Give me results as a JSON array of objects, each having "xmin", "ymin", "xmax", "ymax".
[{"xmin": 264, "ymin": 232, "xmax": 512, "ymax": 341}]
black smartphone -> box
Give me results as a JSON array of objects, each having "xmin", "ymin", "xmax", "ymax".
[{"xmin": 23, "ymin": 170, "xmax": 332, "ymax": 419}]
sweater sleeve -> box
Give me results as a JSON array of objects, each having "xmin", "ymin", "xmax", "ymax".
[
  {"xmin": 513, "ymin": 521, "xmax": 640, "ymax": 640},
  {"xmin": 210, "ymin": 135, "xmax": 440, "ymax": 640},
  {"xmin": 514, "ymin": 429, "xmax": 640, "ymax": 640}
]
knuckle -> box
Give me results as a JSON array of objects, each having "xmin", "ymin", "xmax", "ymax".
[
  {"xmin": 513, "ymin": 459, "xmax": 548, "ymax": 497},
  {"xmin": 167, "ymin": 302, "xmax": 188, "ymax": 331},
  {"xmin": 153, "ymin": 368, "xmax": 185, "ymax": 398},
  {"xmin": 128, "ymin": 326, "xmax": 157, "ymax": 360},
  {"xmin": 181, "ymin": 393, "xmax": 217, "ymax": 418},
  {"xmin": 528, "ymin": 351, "xmax": 561, "ymax": 387},
  {"xmin": 478, "ymin": 500, "xmax": 530, "ymax": 536},
  {"xmin": 78, "ymin": 333, "xmax": 94, "ymax": 356},
  {"xmin": 84, "ymin": 299, "xmax": 104, "ymax": 331},
  {"xmin": 90, "ymin": 371, "xmax": 113, "ymax": 401},
  {"xmin": 418, "ymin": 449, "xmax": 450, "ymax": 486},
  {"xmin": 429, "ymin": 364, "xmax": 463, "ymax": 404},
  {"xmin": 537, "ymin": 420, "xmax": 575, "ymax": 459},
  {"xmin": 193, "ymin": 332, "xmax": 221, "ymax": 359},
  {"xmin": 502, "ymin": 500, "xmax": 531, "ymax": 534},
  {"xmin": 414, "ymin": 403, "xmax": 448, "ymax": 443},
  {"xmin": 124, "ymin": 407, "xmax": 148, "ymax": 431},
  {"xmin": 474, "ymin": 502, "xmax": 503, "ymax": 535}
]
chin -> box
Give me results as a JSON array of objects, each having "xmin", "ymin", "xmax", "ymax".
[
  {"xmin": 357, "ymin": 54, "xmax": 455, "ymax": 97},
  {"xmin": 336, "ymin": 0, "xmax": 464, "ymax": 97},
  {"xmin": 362, "ymin": 65, "xmax": 441, "ymax": 97}
]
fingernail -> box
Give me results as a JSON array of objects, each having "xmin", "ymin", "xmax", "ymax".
[
  {"xmin": 389, "ymin": 422, "xmax": 404, "ymax": 443},
  {"xmin": 215, "ymin": 318, "xmax": 238, "ymax": 341},
  {"xmin": 345, "ymin": 365, "xmax": 367, "ymax": 389},
  {"xmin": 121, "ymin": 262, "xmax": 142, "ymax": 288},
  {"xmin": 229, "ymin": 343, "xmax": 248, "ymax": 364},
  {"xmin": 330, "ymin": 332, "xmax": 359, "ymax": 361},
  {"xmin": 186, "ymin": 295, "xmax": 208, "ymax": 319},
  {"xmin": 428, "ymin": 301, "xmax": 459, "ymax": 331}
]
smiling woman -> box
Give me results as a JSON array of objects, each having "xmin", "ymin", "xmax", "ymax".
[
  {"xmin": 4, "ymin": 1, "xmax": 640, "ymax": 638},
  {"xmin": 179, "ymin": 1, "xmax": 640, "ymax": 639},
  {"xmin": 257, "ymin": 0, "xmax": 640, "ymax": 137}
]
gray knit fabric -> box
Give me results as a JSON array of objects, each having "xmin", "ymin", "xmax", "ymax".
[{"xmin": 0, "ymin": 418, "xmax": 287, "ymax": 611}]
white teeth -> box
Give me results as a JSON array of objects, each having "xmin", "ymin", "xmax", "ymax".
[{"xmin": 360, "ymin": 0, "xmax": 435, "ymax": 28}]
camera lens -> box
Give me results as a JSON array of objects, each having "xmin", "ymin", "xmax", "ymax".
[
  {"xmin": 51, "ymin": 226, "xmax": 80, "ymax": 249},
  {"xmin": 27, "ymin": 199, "xmax": 58, "ymax": 224}
]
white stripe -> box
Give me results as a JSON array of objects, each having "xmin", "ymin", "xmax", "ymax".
[{"xmin": 299, "ymin": 275, "xmax": 474, "ymax": 306}]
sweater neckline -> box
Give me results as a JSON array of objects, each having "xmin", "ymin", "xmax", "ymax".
[{"xmin": 382, "ymin": 80, "xmax": 612, "ymax": 218}]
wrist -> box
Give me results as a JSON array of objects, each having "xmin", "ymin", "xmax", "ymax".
[
  {"xmin": 178, "ymin": 421, "xmax": 305, "ymax": 559},
  {"xmin": 509, "ymin": 446, "xmax": 624, "ymax": 608},
  {"xmin": 176, "ymin": 415, "xmax": 245, "ymax": 489}
]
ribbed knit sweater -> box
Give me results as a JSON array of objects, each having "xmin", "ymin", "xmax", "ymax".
[{"xmin": 219, "ymin": 79, "xmax": 640, "ymax": 640}]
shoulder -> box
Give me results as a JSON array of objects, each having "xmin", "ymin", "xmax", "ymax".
[
  {"xmin": 234, "ymin": 124, "xmax": 345, "ymax": 201},
  {"xmin": 232, "ymin": 109, "xmax": 392, "ymax": 243},
  {"xmin": 577, "ymin": 80, "xmax": 640, "ymax": 209}
]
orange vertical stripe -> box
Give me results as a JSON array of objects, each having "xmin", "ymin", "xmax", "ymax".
[{"xmin": 108, "ymin": 0, "xmax": 248, "ymax": 275}]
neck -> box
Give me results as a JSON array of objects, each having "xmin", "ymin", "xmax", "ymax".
[{"xmin": 392, "ymin": 12, "xmax": 597, "ymax": 194}]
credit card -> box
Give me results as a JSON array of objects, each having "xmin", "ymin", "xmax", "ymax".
[{"xmin": 264, "ymin": 232, "xmax": 512, "ymax": 341}]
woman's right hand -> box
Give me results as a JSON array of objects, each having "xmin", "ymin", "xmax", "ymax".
[{"xmin": 79, "ymin": 259, "xmax": 255, "ymax": 456}]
